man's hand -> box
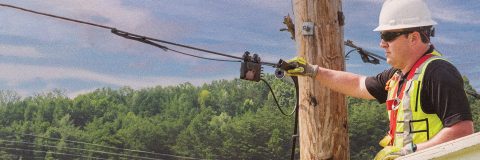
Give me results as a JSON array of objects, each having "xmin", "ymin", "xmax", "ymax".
[
  {"xmin": 374, "ymin": 144, "xmax": 416, "ymax": 160},
  {"xmin": 374, "ymin": 146, "xmax": 401, "ymax": 160},
  {"xmin": 286, "ymin": 57, "xmax": 318, "ymax": 77}
]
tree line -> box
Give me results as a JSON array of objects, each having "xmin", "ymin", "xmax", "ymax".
[{"xmin": 0, "ymin": 75, "xmax": 478, "ymax": 159}]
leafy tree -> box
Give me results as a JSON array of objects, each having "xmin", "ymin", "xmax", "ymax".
[
  {"xmin": 173, "ymin": 107, "xmax": 218, "ymax": 158},
  {"xmin": 463, "ymin": 77, "xmax": 480, "ymax": 131},
  {"xmin": 0, "ymin": 75, "xmax": 477, "ymax": 159},
  {"xmin": 348, "ymin": 97, "xmax": 388, "ymax": 160},
  {"xmin": 221, "ymin": 107, "xmax": 293, "ymax": 160}
]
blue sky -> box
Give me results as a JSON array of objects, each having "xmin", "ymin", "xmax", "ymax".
[{"xmin": 0, "ymin": 0, "xmax": 479, "ymax": 98}]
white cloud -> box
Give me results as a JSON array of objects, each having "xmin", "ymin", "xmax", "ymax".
[
  {"xmin": 240, "ymin": 0, "xmax": 291, "ymax": 14},
  {"xmin": 1, "ymin": 1, "xmax": 184, "ymax": 53},
  {"xmin": 0, "ymin": 44, "xmax": 43, "ymax": 58},
  {"xmin": 432, "ymin": 36, "xmax": 458, "ymax": 45},
  {"xmin": 0, "ymin": 63, "xmax": 234, "ymax": 90},
  {"xmin": 66, "ymin": 88, "xmax": 100, "ymax": 98},
  {"xmin": 429, "ymin": 1, "xmax": 480, "ymax": 25},
  {"xmin": 25, "ymin": 0, "xmax": 143, "ymax": 30}
]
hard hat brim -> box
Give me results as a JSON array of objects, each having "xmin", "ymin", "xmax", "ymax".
[{"xmin": 373, "ymin": 21, "xmax": 437, "ymax": 32}]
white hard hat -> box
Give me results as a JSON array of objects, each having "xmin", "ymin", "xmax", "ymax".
[{"xmin": 373, "ymin": 0, "xmax": 437, "ymax": 31}]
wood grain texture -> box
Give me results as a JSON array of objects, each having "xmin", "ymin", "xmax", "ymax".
[{"xmin": 293, "ymin": 0, "xmax": 349, "ymax": 159}]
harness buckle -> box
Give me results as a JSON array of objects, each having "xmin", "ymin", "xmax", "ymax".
[
  {"xmin": 386, "ymin": 97, "xmax": 401, "ymax": 111},
  {"xmin": 392, "ymin": 98, "xmax": 401, "ymax": 110}
]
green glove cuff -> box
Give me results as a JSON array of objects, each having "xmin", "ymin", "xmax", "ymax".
[
  {"xmin": 285, "ymin": 56, "xmax": 318, "ymax": 78},
  {"xmin": 374, "ymin": 146, "xmax": 401, "ymax": 160},
  {"xmin": 306, "ymin": 64, "xmax": 318, "ymax": 78}
]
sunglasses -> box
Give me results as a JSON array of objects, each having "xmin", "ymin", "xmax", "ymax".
[{"xmin": 380, "ymin": 31, "xmax": 414, "ymax": 42}]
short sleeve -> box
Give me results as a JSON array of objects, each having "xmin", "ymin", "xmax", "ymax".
[
  {"xmin": 420, "ymin": 60, "xmax": 472, "ymax": 127},
  {"xmin": 366, "ymin": 68, "xmax": 399, "ymax": 103}
]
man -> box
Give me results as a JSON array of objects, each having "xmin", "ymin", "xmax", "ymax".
[{"xmin": 286, "ymin": 0, "xmax": 473, "ymax": 159}]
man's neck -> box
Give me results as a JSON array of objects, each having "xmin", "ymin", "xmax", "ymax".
[{"xmin": 401, "ymin": 44, "xmax": 431, "ymax": 74}]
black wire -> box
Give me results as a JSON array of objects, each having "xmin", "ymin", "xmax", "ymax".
[
  {"xmin": 0, "ymin": 138, "xmax": 163, "ymax": 160},
  {"xmin": 0, "ymin": 145, "xmax": 108, "ymax": 160},
  {"xmin": 4, "ymin": 132, "xmax": 202, "ymax": 160},
  {"xmin": 344, "ymin": 49, "xmax": 357, "ymax": 59},
  {"xmin": 0, "ymin": 4, "xmax": 113, "ymax": 30},
  {"xmin": 259, "ymin": 76, "xmax": 300, "ymax": 160},
  {"xmin": 0, "ymin": 3, "xmax": 243, "ymax": 62},
  {"xmin": 168, "ymin": 48, "xmax": 242, "ymax": 63},
  {"xmin": 132, "ymin": 32, "xmax": 243, "ymax": 60},
  {"xmin": 344, "ymin": 40, "xmax": 386, "ymax": 61},
  {"xmin": 110, "ymin": 29, "xmax": 241, "ymax": 63},
  {"xmin": 0, "ymin": 3, "xmax": 282, "ymax": 68},
  {"xmin": 466, "ymin": 90, "xmax": 480, "ymax": 99},
  {"xmin": 260, "ymin": 78, "xmax": 297, "ymax": 116}
]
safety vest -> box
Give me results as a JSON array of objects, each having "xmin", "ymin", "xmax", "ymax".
[{"xmin": 379, "ymin": 50, "xmax": 445, "ymax": 148}]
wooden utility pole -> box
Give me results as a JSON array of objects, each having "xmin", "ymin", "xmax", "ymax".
[{"xmin": 293, "ymin": 0, "xmax": 349, "ymax": 159}]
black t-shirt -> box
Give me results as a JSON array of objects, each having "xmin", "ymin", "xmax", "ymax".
[{"xmin": 365, "ymin": 57, "xmax": 472, "ymax": 127}]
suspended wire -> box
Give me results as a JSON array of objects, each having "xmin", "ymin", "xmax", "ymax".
[
  {"xmin": 466, "ymin": 90, "xmax": 480, "ymax": 99},
  {"xmin": 0, "ymin": 3, "xmax": 244, "ymax": 63},
  {"xmin": 110, "ymin": 29, "xmax": 244, "ymax": 60},
  {"xmin": 9, "ymin": 133, "xmax": 153, "ymax": 156},
  {"xmin": 260, "ymin": 78, "xmax": 296, "ymax": 116},
  {"xmin": 168, "ymin": 47, "xmax": 242, "ymax": 63},
  {"xmin": 0, "ymin": 138, "xmax": 163, "ymax": 160},
  {"xmin": 0, "ymin": 3, "xmax": 112, "ymax": 30},
  {"xmin": 344, "ymin": 40, "xmax": 386, "ymax": 62},
  {"xmin": 110, "ymin": 29, "xmax": 241, "ymax": 63},
  {"xmin": 4, "ymin": 132, "xmax": 202, "ymax": 160},
  {"xmin": 344, "ymin": 49, "xmax": 356, "ymax": 59},
  {"xmin": 0, "ymin": 146, "xmax": 107, "ymax": 160}
]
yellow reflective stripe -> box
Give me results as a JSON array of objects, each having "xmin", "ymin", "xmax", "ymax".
[
  {"xmin": 410, "ymin": 80, "xmax": 421, "ymax": 112},
  {"xmin": 431, "ymin": 50, "xmax": 442, "ymax": 56}
]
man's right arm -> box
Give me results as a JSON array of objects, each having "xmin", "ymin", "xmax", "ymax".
[
  {"xmin": 285, "ymin": 56, "xmax": 392, "ymax": 101},
  {"xmin": 314, "ymin": 67, "xmax": 375, "ymax": 99}
]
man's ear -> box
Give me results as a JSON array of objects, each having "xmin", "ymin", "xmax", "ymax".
[{"xmin": 409, "ymin": 32, "xmax": 421, "ymax": 45}]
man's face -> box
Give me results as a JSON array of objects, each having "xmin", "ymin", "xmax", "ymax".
[{"xmin": 379, "ymin": 30, "xmax": 412, "ymax": 70}]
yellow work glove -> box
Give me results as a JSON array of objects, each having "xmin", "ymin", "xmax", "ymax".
[
  {"xmin": 374, "ymin": 146, "xmax": 401, "ymax": 160},
  {"xmin": 286, "ymin": 57, "xmax": 318, "ymax": 78}
]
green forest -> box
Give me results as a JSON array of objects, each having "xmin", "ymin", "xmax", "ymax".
[{"xmin": 0, "ymin": 75, "xmax": 478, "ymax": 160}]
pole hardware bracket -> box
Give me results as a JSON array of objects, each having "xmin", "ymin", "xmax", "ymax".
[
  {"xmin": 302, "ymin": 22, "xmax": 314, "ymax": 36},
  {"xmin": 338, "ymin": 11, "xmax": 345, "ymax": 26}
]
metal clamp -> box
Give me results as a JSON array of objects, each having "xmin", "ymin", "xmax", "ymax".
[{"xmin": 302, "ymin": 22, "xmax": 314, "ymax": 36}]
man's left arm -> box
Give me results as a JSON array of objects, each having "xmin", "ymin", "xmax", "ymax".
[
  {"xmin": 411, "ymin": 60, "xmax": 475, "ymax": 152},
  {"xmin": 414, "ymin": 120, "xmax": 474, "ymax": 151}
]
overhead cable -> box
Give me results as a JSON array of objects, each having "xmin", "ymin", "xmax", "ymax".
[
  {"xmin": 3, "ymin": 132, "xmax": 202, "ymax": 160},
  {"xmin": 0, "ymin": 146, "xmax": 107, "ymax": 160},
  {"xmin": 0, "ymin": 3, "xmax": 244, "ymax": 63},
  {"xmin": 111, "ymin": 29, "xmax": 241, "ymax": 63},
  {"xmin": 0, "ymin": 138, "xmax": 162, "ymax": 160},
  {"xmin": 466, "ymin": 90, "xmax": 480, "ymax": 99},
  {"xmin": 344, "ymin": 40, "xmax": 386, "ymax": 64}
]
